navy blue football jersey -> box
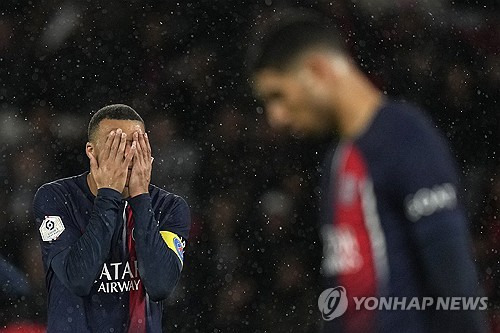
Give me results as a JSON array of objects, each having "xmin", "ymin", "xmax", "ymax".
[
  {"xmin": 33, "ymin": 172, "xmax": 190, "ymax": 332},
  {"xmin": 320, "ymin": 101, "xmax": 487, "ymax": 332}
]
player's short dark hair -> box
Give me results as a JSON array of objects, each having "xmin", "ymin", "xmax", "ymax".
[
  {"xmin": 88, "ymin": 104, "xmax": 144, "ymax": 142},
  {"xmin": 248, "ymin": 9, "xmax": 345, "ymax": 74}
]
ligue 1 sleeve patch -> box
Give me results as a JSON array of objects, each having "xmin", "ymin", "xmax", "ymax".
[
  {"xmin": 160, "ymin": 231, "xmax": 185, "ymax": 266},
  {"xmin": 40, "ymin": 216, "xmax": 65, "ymax": 242}
]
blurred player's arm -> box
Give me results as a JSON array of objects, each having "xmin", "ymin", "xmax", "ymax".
[
  {"xmin": 33, "ymin": 185, "xmax": 122, "ymax": 296},
  {"xmin": 395, "ymin": 120, "xmax": 487, "ymax": 332},
  {"xmin": 129, "ymin": 194, "xmax": 190, "ymax": 301}
]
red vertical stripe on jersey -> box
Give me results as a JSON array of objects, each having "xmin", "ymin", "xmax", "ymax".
[
  {"xmin": 126, "ymin": 205, "xmax": 146, "ymax": 333},
  {"xmin": 334, "ymin": 144, "xmax": 376, "ymax": 333}
]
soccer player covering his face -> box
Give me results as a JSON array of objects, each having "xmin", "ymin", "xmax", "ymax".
[
  {"xmin": 33, "ymin": 104, "xmax": 190, "ymax": 332},
  {"xmin": 250, "ymin": 11, "xmax": 487, "ymax": 333}
]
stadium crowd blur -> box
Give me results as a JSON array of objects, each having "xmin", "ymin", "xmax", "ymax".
[{"xmin": 0, "ymin": 0, "xmax": 498, "ymax": 332}]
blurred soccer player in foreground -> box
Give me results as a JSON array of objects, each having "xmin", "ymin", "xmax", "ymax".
[
  {"xmin": 250, "ymin": 11, "xmax": 487, "ymax": 333},
  {"xmin": 33, "ymin": 105, "xmax": 190, "ymax": 332}
]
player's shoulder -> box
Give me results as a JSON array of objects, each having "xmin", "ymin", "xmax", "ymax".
[
  {"xmin": 355, "ymin": 99, "xmax": 456, "ymax": 178},
  {"xmin": 33, "ymin": 173, "xmax": 89, "ymax": 215},
  {"xmin": 360, "ymin": 100, "xmax": 445, "ymax": 151},
  {"xmin": 372, "ymin": 100, "xmax": 458, "ymax": 177},
  {"xmin": 35, "ymin": 173, "xmax": 86, "ymax": 198},
  {"xmin": 148, "ymin": 184, "xmax": 189, "ymax": 211},
  {"xmin": 380, "ymin": 100, "xmax": 440, "ymax": 140},
  {"xmin": 149, "ymin": 185, "xmax": 191, "ymax": 238}
]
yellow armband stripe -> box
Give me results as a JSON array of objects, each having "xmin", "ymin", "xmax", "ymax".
[{"xmin": 160, "ymin": 231, "xmax": 185, "ymax": 266}]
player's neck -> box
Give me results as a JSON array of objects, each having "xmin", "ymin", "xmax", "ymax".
[
  {"xmin": 87, "ymin": 173, "xmax": 98, "ymax": 196},
  {"xmin": 336, "ymin": 75, "xmax": 383, "ymax": 139}
]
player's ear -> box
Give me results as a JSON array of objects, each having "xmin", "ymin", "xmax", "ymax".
[
  {"xmin": 302, "ymin": 53, "xmax": 331, "ymax": 82},
  {"xmin": 304, "ymin": 53, "xmax": 349, "ymax": 84},
  {"xmin": 298, "ymin": 54, "xmax": 331, "ymax": 96},
  {"xmin": 328, "ymin": 55, "xmax": 350, "ymax": 79},
  {"xmin": 85, "ymin": 142, "xmax": 94, "ymax": 160}
]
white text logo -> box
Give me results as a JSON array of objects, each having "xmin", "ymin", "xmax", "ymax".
[
  {"xmin": 318, "ymin": 286, "xmax": 488, "ymax": 321},
  {"xmin": 96, "ymin": 260, "xmax": 141, "ymax": 293},
  {"xmin": 405, "ymin": 183, "xmax": 457, "ymax": 222}
]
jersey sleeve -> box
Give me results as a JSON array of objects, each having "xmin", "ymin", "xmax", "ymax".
[
  {"xmin": 158, "ymin": 197, "xmax": 189, "ymax": 266},
  {"xmin": 128, "ymin": 192, "xmax": 191, "ymax": 301},
  {"xmin": 33, "ymin": 184, "xmax": 87, "ymax": 271},
  {"xmin": 33, "ymin": 184, "xmax": 123, "ymax": 296},
  {"xmin": 393, "ymin": 114, "xmax": 487, "ymax": 332}
]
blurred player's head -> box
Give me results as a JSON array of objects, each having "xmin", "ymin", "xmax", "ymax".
[
  {"xmin": 250, "ymin": 10, "xmax": 346, "ymax": 74},
  {"xmin": 86, "ymin": 104, "xmax": 145, "ymax": 191},
  {"xmin": 250, "ymin": 10, "xmax": 380, "ymax": 137}
]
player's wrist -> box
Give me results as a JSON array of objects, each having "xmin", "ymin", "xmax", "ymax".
[
  {"xmin": 96, "ymin": 187, "xmax": 123, "ymax": 199},
  {"xmin": 96, "ymin": 184, "xmax": 123, "ymax": 192},
  {"xmin": 128, "ymin": 189, "xmax": 149, "ymax": 198},
  {"xmin": 94, "ymin": 177, "xmax": 125, "ymax": 193}
]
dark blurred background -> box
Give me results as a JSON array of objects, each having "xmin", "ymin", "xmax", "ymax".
[{"xmin": 0, "ymin": 0, "xmax": 498, "ymax": 332}]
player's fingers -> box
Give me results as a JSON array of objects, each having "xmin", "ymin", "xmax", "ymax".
[
  {"xmin": 137, "ymin": 130, "xmax": 146, "ymax": 157},
  {"xmin": 109, "ymin": 128, "xmax": 122, "ymax": 158},
  {"xmin": 133, "ymin": 143, "xmax": 142, "ymax": 168},
  {"xmin": 116, "ymin": 132, "xmax": 127, "ymax": 161},
  {"xmin": 132, "ymin": 131, "xmax": 140, "ymax": 156},
  {"xmin": 124, "ymin": 140, "xmax": 136, "ymax": 166},
  {"xmin": 144, "ymin": 132, "xmax": 152, "ymax": 158},
  {"xmin": 104, "ymin": 130, "xmax": 112, "ymax": 145},
  {"xmin": 136, "ymin": 131, "xmax": 145, "ymax": 165},
  {"xmin": 87, "ymin": 151, "xmax": 98, "ymax": 172},
  {"xmin": 102, "ymin": 130, "xmax": 115, "ymax": 160},
  {"xmin": 131, "ymin": 131, "xmax": 141, "ymax": 166}
]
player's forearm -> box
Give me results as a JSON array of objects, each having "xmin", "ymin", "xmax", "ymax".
[
  {"xmin": 414, "ymin": 212, "xmax": 487, "ymax": 332},
  {"xmin": 51, "ymin": 188, "xmax": 122, "ymax": 296},
  {"xmin": 128, "ymin": 194, "xmax": 182, "ymax": 301},
  {"xmin": 419, "ymin": 237, "xmax": 487, "ymax": 332},
  {"xmin": 137, "ymin": 244, "xmax": 181, "ymax": 302}
]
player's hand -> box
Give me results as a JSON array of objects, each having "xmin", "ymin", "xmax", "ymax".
[
  {"xmin": 88, "ymin": 129, "xmax": 135, "ymax": 193},
  {"xmin": 128, "ymin": 130, "xmax": 152, "ymax": 198}
]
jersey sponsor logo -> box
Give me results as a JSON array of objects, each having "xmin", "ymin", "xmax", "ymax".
[
  {"xmin": 405, "ymin": 183, "xmax": 457, "ymax": 222},
  {"xmin": 96, "ymin": 260, "xmax": 141, "ymax": 293},
  {"xmin": 160, "ymin": 231, "xmax": 185, "ymax": 266},
  {"xmin": 39, "ymin": 216, "xmax": 65, "ymax": 242},
  {"xmin": 321, "ymin": 225, "xmax": 363, "ymax": 276}
]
